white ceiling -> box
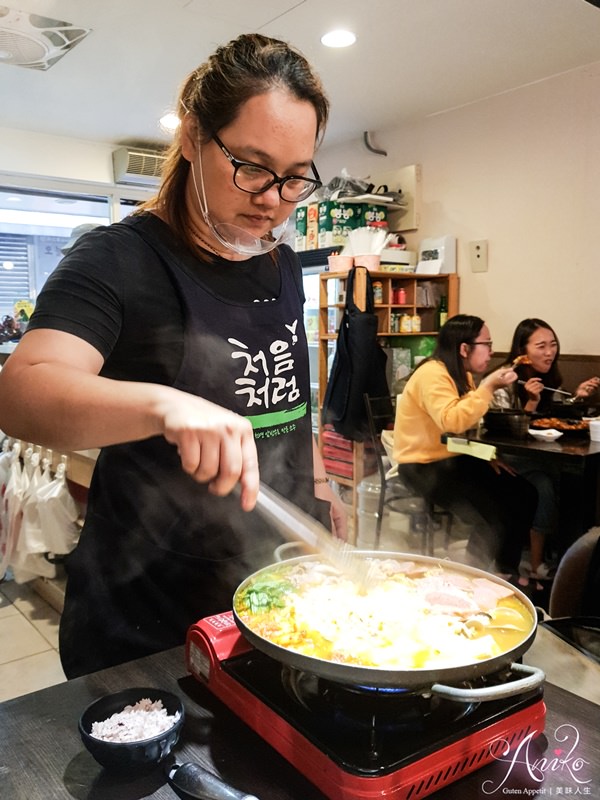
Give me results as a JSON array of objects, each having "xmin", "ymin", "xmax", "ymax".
[{"xmin": 2, "ymin": 0, "xmax": 600, "ymax": 152}]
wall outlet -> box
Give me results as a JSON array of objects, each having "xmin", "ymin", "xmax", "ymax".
[{"xmin": 469, "ymin": 240, "xmax": 488, "ymax": 272}]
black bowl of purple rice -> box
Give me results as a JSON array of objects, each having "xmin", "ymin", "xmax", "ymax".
[{"xmin": 79, "ymin": 687, "xmax": 184, "ymax": 771}]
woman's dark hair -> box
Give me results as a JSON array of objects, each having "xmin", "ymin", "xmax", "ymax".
[
  {"xmin": 428, "ymin": 314, "xmax": 485, "ymax": 396},
  {"xmin": 506, "ymin": 318, "xmax": 562, "ymax": 410},
  {"xmin": 136, "ymin": 33, "xmax": 329, "ymax": 257}
]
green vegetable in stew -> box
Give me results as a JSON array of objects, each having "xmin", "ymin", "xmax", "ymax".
[{"xmin": 236, "ymin": 575, "xmax": 293, "ymax": 614}]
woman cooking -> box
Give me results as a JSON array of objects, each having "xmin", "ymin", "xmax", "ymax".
[
  {"xmin": 393, "ymin": 315, "xmax": 537, "ymax": 581},
  {"xmin": 492, "ymin": 317, "xmax": 600, "ymax": 584},
  {"xmin": 0, "ymin": 34, "xmax": 344, "ymax": 678}
]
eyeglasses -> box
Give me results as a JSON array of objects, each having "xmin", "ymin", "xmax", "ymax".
[
  {"xmin": 469, "ymin": 340, "xmax": 493, "ymax": 349},
  {"xmin": 212, "ymin": 132, "xmax": 322, "ymax": 202}
]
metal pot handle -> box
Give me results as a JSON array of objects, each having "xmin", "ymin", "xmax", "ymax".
[{"xmin": 430, "ymin": 663, "xmax": 545, "ymax": 701}]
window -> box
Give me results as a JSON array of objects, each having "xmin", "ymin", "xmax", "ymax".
[
  {"xmin": 0, "ymin": 177, "xmax": 153, "ymax": 345},
  {"xmin": 118, "ymin": 197, "xmax": 143, "ymax": 220},
  {"xmin": 0, "ymin": 187, "xmax": 111, "ymax": 315},
  {"xmin": 0, "ymin": 233, "xmax": 30, "ymax": 311}
]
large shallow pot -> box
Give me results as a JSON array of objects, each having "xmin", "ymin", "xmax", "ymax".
[{"xmin": 232, "ymin": 551, "xmax": 544, "ymax": 702}]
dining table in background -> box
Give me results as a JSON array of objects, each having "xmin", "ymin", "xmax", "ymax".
[{"xmin": 465, "ymin": 426, "xmax": 600, "ymax": 556}]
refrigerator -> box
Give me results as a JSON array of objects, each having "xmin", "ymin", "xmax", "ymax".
[{"xmin": 302, "ymin": 267, "xmax": 321, "ymax": 433}]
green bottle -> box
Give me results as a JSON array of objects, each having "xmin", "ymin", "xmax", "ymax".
[{"xmin": 438, "ymin": 295, "xmax": 448, "ymax": 329}]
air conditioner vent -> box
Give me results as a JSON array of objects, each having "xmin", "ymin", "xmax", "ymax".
[{"xmin": 112, "ymin": 147, "xmax": 166, "ymax": 187}]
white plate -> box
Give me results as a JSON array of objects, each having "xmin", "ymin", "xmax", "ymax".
[{"xmin": 528, "ymin": 428, "xmax": 563, "ymax": 441}]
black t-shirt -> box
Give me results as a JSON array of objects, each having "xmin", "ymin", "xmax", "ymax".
[
  {"xmin": 27, "ymin": 213, "xmax": 305, "ymax": 385},
  {"xmin": 31, "ymin": 213, "xmax": 320, "ymax": 678}
]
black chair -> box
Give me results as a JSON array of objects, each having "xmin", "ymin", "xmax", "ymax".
[
  {"xmin": 549, "ymin": 527, "xmax": 600, "ymax": 618},
  {"xmin": 363, "ymin": 394, "xmax": 453, "ymax": 555}
]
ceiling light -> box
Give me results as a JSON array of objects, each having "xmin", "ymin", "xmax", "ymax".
[
  {"xmin": 321, "ymin": 29, "xmax": 356, "ymax": 48},
  {"xmin": 159, "ymin": 112, "xmax": 180, "ymax": 133},
  {"xmin": 3, "ymin": 261, "xmax": 15, "ymax": 271}
]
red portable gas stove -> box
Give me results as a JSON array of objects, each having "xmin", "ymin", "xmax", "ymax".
[{"xmin": 186, "ymin": 612, "xmax": 546, "ymax": 800}]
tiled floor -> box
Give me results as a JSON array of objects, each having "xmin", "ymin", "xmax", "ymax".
[{"xmin": 0, "ymin": 578, "xmax": 67, "ymax": 702}]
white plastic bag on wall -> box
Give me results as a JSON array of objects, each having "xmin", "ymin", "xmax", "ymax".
[
  {"xmin": 0, "ymin": 436, "xmax": 11, "ymax": 502},
  {"xmin": 0, "ymin": 438, "xmax": 14, "ymax": 578},
  {"xmin": 35, "ymin": 460, "xmax": 80, "ymax": 557},
  {"xmin": 11, "ymin": 450, "xmax": 57, "ymax": 584},
  {"xmin": 1, "ymin": 442, "xmax": 24, "ymax": 580},
  {"xmin": 18, "ymin": 451, "xmax": 52, "ymax": 554}
]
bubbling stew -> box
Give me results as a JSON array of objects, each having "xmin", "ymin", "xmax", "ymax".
[{"xmin": 234, "ymin": 558, "xmax": 534, "ymax": 671}]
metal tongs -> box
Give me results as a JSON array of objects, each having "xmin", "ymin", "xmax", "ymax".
[{"xmin": 253, "ymin": 483, "xmax": 376, "ymax": 591}]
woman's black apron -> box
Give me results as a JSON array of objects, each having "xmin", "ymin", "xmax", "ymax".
[{"xmin": 59, "ymin": 226, "xmax": 323, "ymax": 678}]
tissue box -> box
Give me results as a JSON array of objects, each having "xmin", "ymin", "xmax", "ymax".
[{"xmin": 416, "ymin": 235, "xmax": 456, "ymax": 274}]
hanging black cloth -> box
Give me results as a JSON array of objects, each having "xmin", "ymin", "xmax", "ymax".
[{"xmin": 321, "ymin": 266, "xmax": 392, "ymax": 442}]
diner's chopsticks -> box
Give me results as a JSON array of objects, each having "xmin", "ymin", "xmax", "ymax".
[{"xmin": 517, "ymin": 380, "xmax": 572, "ymax": 397}]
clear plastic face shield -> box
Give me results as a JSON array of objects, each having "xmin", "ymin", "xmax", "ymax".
[
  {"xmin": 189, "ymin": 125, "xmax": 321, "ymax": 257},
  {"xmin": 191, "ymin": 156, "xmax": 287, "ymax": 255}
]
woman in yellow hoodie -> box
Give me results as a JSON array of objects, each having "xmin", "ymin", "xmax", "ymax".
[{"xmin": 393, "ymin": 314, "xmax": 537, "ymax": 580}]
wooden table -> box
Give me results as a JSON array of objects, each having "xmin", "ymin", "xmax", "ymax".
[
  {"xmin": 1, "ymin": 644, "xmax": 599, "ymax": 799},
  {"xmin": 467, "ymin": 428, "xmax": 600, "ymax": 554}
]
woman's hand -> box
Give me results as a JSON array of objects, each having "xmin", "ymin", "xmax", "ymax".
[
  {"xmin": 575, "ymin": 376, "xmax": 600, "ymax": 399},
  {"xmin": 311, "ymin": 438, "xmax": 348, "ymax": 540},
  {"xmin": 523, "ymin": 377, "xmax": 543, "ymax": 401},
  {"xmin": 314, "ymin": 480, "xmax": 348, "ymax": 541},
  {"xmin": 329, "ymin": 491, "xmax": 348, "ymax": 541},
  {"xmin": 159, "ymin": 390, "xmax": 259, "ymax": 511},
  {"xmin": 522, "ymin": 377, "xmax": 543, "ymax": 411},
  {"xmin": 480, "ymin": 366, "xmax": 518, "ymax": 393},
  {"xmin": 490, "ymin": 458, "xmax": 518, "ymax": 476}
]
